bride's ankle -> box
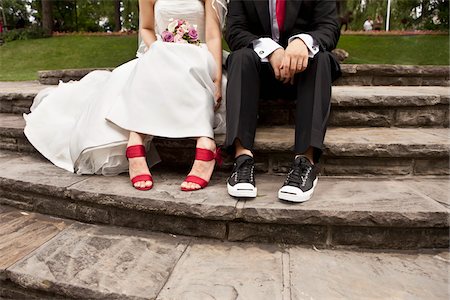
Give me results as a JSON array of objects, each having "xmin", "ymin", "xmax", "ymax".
[{"xmin": 196, "ymin": 137, "xmax": 216, "ymax": 151}]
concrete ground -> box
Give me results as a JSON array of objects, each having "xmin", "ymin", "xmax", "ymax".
[{"xmin": 1, "ymin": 205, "xmax": 449, "ymax": 300}]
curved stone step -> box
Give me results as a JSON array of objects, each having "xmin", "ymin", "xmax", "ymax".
[
  {"xmin": 0, "ymin": 113, "xmax": 448, "ymax": 175},
  {"xmin": 36, "ymin": 65, "xmax": 450, "ymax": 86},
  {"xmin": 0, "ymin": 151, "xmax": 448, "ymax": 249},
  {"xmin": 1, "ymin": 206, "xmax": 448, "ymax": 299},
  {"xmin": 1, "ymin": 82, "xmax": 448, "ymax": 127}
]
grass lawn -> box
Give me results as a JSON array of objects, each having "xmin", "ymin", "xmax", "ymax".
[
  {"xmin": 0, "ymin": 35, "xmax": 138, "ymax": 81},
  {"xmin": 337, "ymin": 34, "xmax": 449, "ymax": 65},
  {"xmin": 0, "ymin": 34, "xmax": 448, "ymax": 81}
]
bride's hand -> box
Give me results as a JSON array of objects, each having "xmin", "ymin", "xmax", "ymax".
[{"xmin": 214, "ymin": 80, "xmax": 222, "ymax": 112}]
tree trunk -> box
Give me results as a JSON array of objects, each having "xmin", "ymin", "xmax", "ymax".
[
  {"xmin": 42, "ymin": 0, "xmax": 53, "ymax": 34},
  {"xmin": 114, "ymin": 0, "xmax": 121, "ymax": 32}
]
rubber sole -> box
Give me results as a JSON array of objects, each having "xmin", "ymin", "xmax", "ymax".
[
  {"xmin": 227, "ymin": 182, "xmax": 257, "ymax": 198},
  {"xmin": 278, "ymin": 178, "xmax": 318, "ymax": 203}
]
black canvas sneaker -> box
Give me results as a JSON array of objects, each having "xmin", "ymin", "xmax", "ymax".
[
  {"xmin": 227, "ymin": 154, "xmax": 257, "ymax": 198},
  {"xmin": 278, "ymin": 156, "xmax": 318, "ymax": 203}
]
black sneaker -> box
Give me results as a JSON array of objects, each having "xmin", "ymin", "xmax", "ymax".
[
  {"xmin": 278, "ymin": 156, "xmax": 318, "ymax": 202},
  {"xmin": 227, "ymin": 154, "xmax": 257, "ymax": 198}
]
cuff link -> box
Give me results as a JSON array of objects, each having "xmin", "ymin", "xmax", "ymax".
[{"xmin": 259, "ymin": 50, "xmax": 264, "ymax": 55}]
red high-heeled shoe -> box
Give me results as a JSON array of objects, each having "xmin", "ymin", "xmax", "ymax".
[
  {"xmin": 126, "ymin": 145, "xmax": 153, "ymax": 191},
  {"xmin": 181, "ymin": 147, "xmax": 222, "ymax": 192}
]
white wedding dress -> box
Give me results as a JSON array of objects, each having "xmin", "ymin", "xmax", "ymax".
[{"xmin": 24, "ymin": 0, "xmax": 226, "ymax": 176}]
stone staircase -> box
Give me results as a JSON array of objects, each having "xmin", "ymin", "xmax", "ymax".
[
  {"xmin": 1, "ymin": 206, "xmax": 448, "ymax": 300},
  {"xmin": 0, "ymin": 65, "xmax": 449, "ymax": 250},
  {"xmin": 0, "ymin": 82, "xmax": 449, "ymax": 176},
  {"xmin": 0, "ymin": 65, "xmax": 449, "ymax": 298}
]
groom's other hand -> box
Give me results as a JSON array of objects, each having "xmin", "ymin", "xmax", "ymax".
[
  {"xmin": 268, "ymin": 48, "xmax": 286, "ymax": 82},
  {"xmin": 283, "ymin": 38, "xmax": 309, "ymax": 84}
]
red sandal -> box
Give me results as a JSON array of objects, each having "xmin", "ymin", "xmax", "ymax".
[
  {"xmin": 181, "ymin": 147, "xmax": 222, "ymax": 192},
  {"xmin": 126, "ymin": 145, "xmax": 153, "ymax": 191}
]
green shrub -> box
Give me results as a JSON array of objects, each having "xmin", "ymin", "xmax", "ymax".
[{"xmin": 1, "ymin": 27, "xmax": 51, "ymax": 43}]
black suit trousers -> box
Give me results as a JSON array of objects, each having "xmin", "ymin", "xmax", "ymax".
[{"xmin": 224, "ymin": 48, "xmax": 334, "ymax": 162}]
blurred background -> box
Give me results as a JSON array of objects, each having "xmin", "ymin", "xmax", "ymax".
[{"xmin": 0, "ymin": 0, "xmax": 448, "ymax": 81}]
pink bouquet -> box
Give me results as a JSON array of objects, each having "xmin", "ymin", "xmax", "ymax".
[{"xmin": 161, "ymin": 19, "xmax": 200, "ymax": 46}]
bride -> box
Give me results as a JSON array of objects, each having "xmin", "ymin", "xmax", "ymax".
[{"xmin": 24, "ymin": 0, "xmax": 228, "ymax": 192}]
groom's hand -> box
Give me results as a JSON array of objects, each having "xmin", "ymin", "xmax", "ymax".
[
  {"xmin": 283, "ymin": 38, "xmax": 309, "ymax": 84},
  {"xmin": 268, "ymin": 48, "xmax": 286, "ymax": 82}
]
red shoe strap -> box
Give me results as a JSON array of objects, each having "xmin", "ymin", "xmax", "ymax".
[
  {"xmin": 126, "ymin": 145, "xmax": 146, "ymax": 159},
  {"xmin": 184, "ymin": 175, "xmax": 208, "ymax": 188},
  {"xmin": 131, "ymin": 174, "xmax": 153, "ymax": 185},
  {"xmin": 195, "ymin": 147, "xmax": 223, "ymax": 167}
]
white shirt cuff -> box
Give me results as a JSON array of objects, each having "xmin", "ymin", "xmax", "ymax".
[
  {"xmin": 252, "ymin": 38, "xmax": 282, "ymax": 62},
  {"xmin": 288, "ymin": 34, "xmax": 319, "ymax": 58}
]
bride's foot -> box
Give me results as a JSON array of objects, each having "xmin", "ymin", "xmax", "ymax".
[
  {"xmin": 127, "ymin": 145, "xmax": 153, "ymax": 190},
  {"xmin": 181, "ymin": 138, "xmax": 218, "ymax": 191}
]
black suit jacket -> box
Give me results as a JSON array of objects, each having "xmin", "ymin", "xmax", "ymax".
[{"xmin": 225, "ymin": 0, "xmax": 340, "ymax": 52}]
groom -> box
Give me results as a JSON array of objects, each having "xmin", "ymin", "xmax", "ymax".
[{"xmin": 224, "ymin": 0, "xmax": 341, "ymax": 202}]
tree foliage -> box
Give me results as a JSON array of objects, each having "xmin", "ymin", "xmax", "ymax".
[
  {"xmin": 1, "ymin": 0, "xmax": 448, "ymax": 33},
  {"xmin": 25, "ymin": 0, "xmax": 138, "ymax": 32},
  {"xmin": 340, "ymin": 0, "xmax": 449, "ymax": 31},
  {"xmin": 0, "ymin": 0, "xmax": 31, "ymax": 29}
]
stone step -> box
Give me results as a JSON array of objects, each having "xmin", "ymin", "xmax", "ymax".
[
  {"xmin": 0, "ymin": 151, "xmax": 448, "ymax": 249},
  {"xmin": 36, "ymin": 64, "xmax": 450, "ymax": 86},
  {"xmin": 0, "ymin": 113, "xmax": 449, "ymax": 176},
  {"xmin": 336, "ymin": 64, "xmax": 450, "ymax": 86},
  {"xmin": 0, "ymin": 81, "xmax": 449, "ymax": 127},
  {"xmin": 1, "ymin": 206, "xmax": 448, "ymax": 299}
]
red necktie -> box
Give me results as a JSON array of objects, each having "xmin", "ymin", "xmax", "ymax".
[{"xmin": 276, "ymin": 0, "xmax": 286, "ymax": 32}]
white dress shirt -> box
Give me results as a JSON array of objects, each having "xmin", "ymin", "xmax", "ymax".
[{"xmin": 252, "ymin": 0, "xmax": 319, "ymax": 62}]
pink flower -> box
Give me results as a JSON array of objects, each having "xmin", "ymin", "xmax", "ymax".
[
  {"xmin": 178, "ymin": 19, "xmax": 184, "ymax": 26},
  {"xmin": 162, "ymin": 30, "xmax": 174, "ymax": 43},
  {"xmin": 174, "ymin": 33, "xmax": 184, "ymax": 43},
  {"xmin": 177, "ymin": 27, "xmax": 186, "ymax": 35},
  {"xmin": 188, "ymin": 27, "xmax": 198, "ymax": 41},
  {"xmin": 174, "ymin": 34, "xmax": 188, "ymax": 44}
]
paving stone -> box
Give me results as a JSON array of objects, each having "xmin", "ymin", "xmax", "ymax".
[
  {"xmin": 0, "ymin": 100, "xmax": 12, "ymax": 113},
  {"xmin": 0, "ymin": 81, "xmax": 48, "ymax": 94},
  {"xmin": 331, "ymin": 226, "xmax": 449, "ymax": 249},
  {"xmin": 238, "ymin": 176, "xmax": 449, "ymax": 228},
  {"xmin": 324, "ymin": 127, "xmax": 450, "ymax": 158},
  {"xmin": 12, "ymin": 99, "xmax": 33, "ymax": 114},
  {"xmin": 329, "ymin": 109, "xmax": 394, "ymax": 127},
  {"xmin": 7, "ymin": 223, "xmax": 190, "ymax": 300},
  {"xmin": 414, "ymin": 158, "xmax": 450, "ymax": 175},
  {"xmin": 404, "ymin": 179, "xmax": 450, "ymax": 208},
  {"xmin": 68, "ymin": 173, "xmax": 238, "ymax": 221},
  {"xmin": 0, "ymin": 114, "xmax": 24, "ymax": 137},
  {"xmin": 228, "ymin": 222, "xmax": 327, "ymax": 245},
  {"xmin": 0, "ymin": 138, "xmax": 19, "ymax": 151},
  {"xmin": 109, "ymin": 207, "xmax": 227, "ymax": 240},
  {"xmin": 341, "ymin": 64, "xmax": 450, "ymax": 77},
  {"xmin": 157, "ymin": 241, "xmax": 285, "ymax": 300},
  {"xmin": 38, "ymin": 69, "xmax": 113, "ymax": 85},
  {"xmin": 336, "ymin": 75, "xmax": 374, "ymax": 86},
  {"xmin": 331, "ymin": 86, "xmax": 449, "ymax": 107},
  {"xmin": 422, "ymin": 78, "xmax": 450, "ymax": 86},
  {"xmin": 289, "ymin": 247, "xmax": 450, "ymax": 299},
  {"xmin": 320, "ymin": 157, "xmax": 413, "ymax": 176},
  {"xmin": 395, "ymin": 107, "xmax": 448, "ymax": 127},
  {"xmin": 0, "ymin": 150, "xmax": 21, "ymax": 166},
  {"xmin": 0, "ymin": 206, "xmax": 70, "ymax": 274},
  {"xmin": 0, "ymin": 280, "xmax": 67, "ymax": 300},
  {"xmin": 0, "ymin": 155, "xmax": 86, "ymax": 199},
  {"xmin": 372, "ymin": 76, "xmax": 424, "ymax": 86}
]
